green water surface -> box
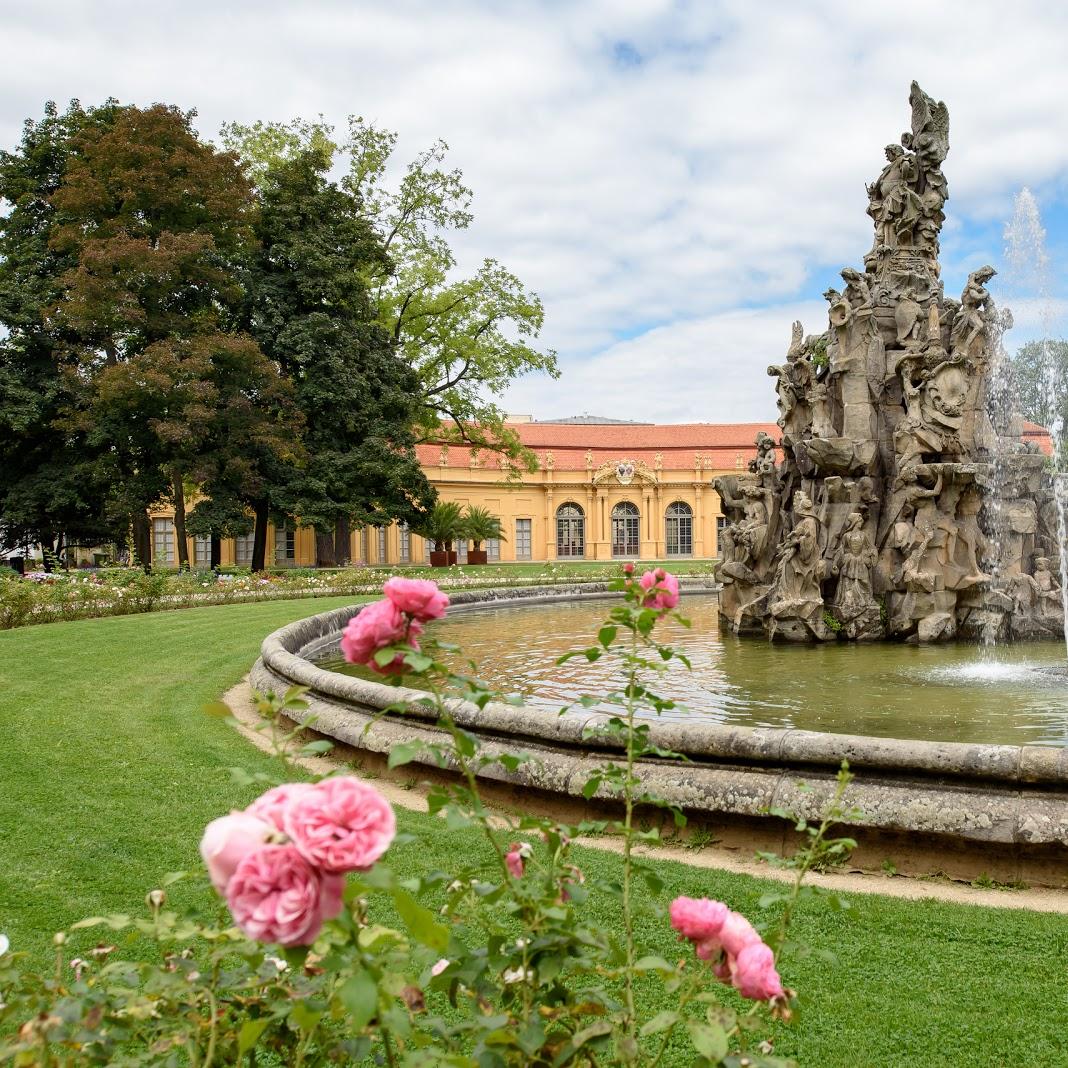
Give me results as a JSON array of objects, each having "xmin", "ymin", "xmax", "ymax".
[{"xmin": 320, "ymin": 595, "xmax": 1068, "ymax": 747}]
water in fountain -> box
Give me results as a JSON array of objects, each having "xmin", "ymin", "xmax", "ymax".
[{"xmin": 1002, "ymin": 188, "xmax": 1068, "ymax": 660}]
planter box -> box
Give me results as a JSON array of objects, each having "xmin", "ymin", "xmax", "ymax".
[
  {"xmin": 467, "ymin": 549, "xmax": 488, "ymax": 565},
  {"xmin": 429, "ymin": 551, "xmax": 449, "ymax": 567},
  {"xmin": 447, "ymin": 550, "xmax": 459, "ymax": 565}
]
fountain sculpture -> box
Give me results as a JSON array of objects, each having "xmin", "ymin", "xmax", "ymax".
[{"xmin": 715, "ymin": 83, "xmax": 1064, "ymax": 643}]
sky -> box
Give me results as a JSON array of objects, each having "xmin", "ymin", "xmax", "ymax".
[{"xmin": 6, "ymin": 0, "xmax": 1068, "ymax": 423}]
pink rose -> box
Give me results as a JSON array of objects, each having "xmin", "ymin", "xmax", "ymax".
[
  {"xmin": 225, "ymin": 844, "xmax": 344, "ymax": 947},
  {"xmin": 199, "ymin": 811, "xmax": 275, "ymax": 893},
  {"xmin": 669, "ymin": 895, "xmax": 728, "ymax": 941},
  {"xmin": 638, "ymin": 568, "xmax": 680, "ymax": 611},
  {"xmin": 730, "ymin": 942, "xmax": 785, "ymax": 1001},
  {"xmin": 340, "ymin": 599, "xmax": 421, "ymax": 672},
  {"xmin": 283, "ymin": 776, "xmax": 396, "ymax": 874},
  {"xmin": 505, "ymin": 842, "xmax": 528, "ymax": 879},
  {"xmin": 246, "ymin": 783, "xmax": 315, "ymax": 832},
  {"xmin": 718, "ymin": 910, "xmax": 762, "ymax": 957},
  {"xmin": 622, "ymin": 562, "xmax": 635, "ymax": 576},
  {"xmin": 383, "ymin": 577, "xmax": 449, "ymax": 622}
]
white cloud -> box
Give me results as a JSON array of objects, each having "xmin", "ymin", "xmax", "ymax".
[{"xmin": 5, "ymin": 1, "xmax": 1068, "ymax": 421}]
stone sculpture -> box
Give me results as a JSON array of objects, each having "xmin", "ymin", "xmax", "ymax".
[{"xmin": 716, "ymin": 82, "xmax": 1063, "ymax": 643}]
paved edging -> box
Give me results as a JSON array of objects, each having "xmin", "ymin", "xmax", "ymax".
[{"xmin": 252, "ymin": 583, "xmax": 1068, "ymax": 861}]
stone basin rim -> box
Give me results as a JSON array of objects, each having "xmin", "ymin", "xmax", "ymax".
[{"xmin": 256, "ymin": 581, "xmax": 1068, "ymax": 787}]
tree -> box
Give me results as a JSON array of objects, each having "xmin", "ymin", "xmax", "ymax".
[
  {"xmin": 223, "ymin": 118, "xmax": 558, "ymax": 475},
  {"xmin": 43, "ymin": 103, "xmax": 295, "ymax": 569},
  {"xmin": 234, "ymin": 144, "xmax": 436, "ymax": 568},
  {"xmin": 461, "ymin": 505, "xmax": 505, "ymax": 551},
  {"xmin": 1011, "ymin": 339, "xmax": 1068, "ymax": 435},
  {"xmin": 0, "ymin": 100, "xmax": 124, "ymax": 563}
]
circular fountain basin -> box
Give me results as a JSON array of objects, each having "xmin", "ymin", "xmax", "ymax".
[
  {"xmin": 319, "ymin": 595, "xmax": 1068, "ymax": 748},
  {"xmin": 251, "ymin": 583, "xmax": 1068, "ymax": 885}
]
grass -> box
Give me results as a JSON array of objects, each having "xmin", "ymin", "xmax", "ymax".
[{"xmin": 1, "ymin": 598, "xmax": 1067, "ymax": 1065}]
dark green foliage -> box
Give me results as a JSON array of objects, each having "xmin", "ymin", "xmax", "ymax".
[
  {"xmin": 0, "ymin": 100, "xmax": 123, "ymax": 555},
  {"xmin": 243, "ymin": 148, "xmax": 436, "ymax": 541}
]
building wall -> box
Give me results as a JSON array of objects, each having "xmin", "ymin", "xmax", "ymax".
[{"xmin": 144, "ymin": 455, "xmax": 736, "ymax": 567}]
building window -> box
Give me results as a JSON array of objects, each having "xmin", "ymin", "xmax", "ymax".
[
  {"xmin": 486, "ymin": 537, "xmax": 500, "ymax": 561},
  {"xmin": 665, "ymin": 501, "xmax": 693, "ymax": 556},
  {"xmin": 152, "ymin": 519, "xmax": 174, "ymax": 566},
  {"xmin": 456, "ymin": 539, "xmax": 468, "ymax": 564},
  {"xmin": 377, "ymin": 526, "xmax": 387, "ymax": 564},
  {"xmin": 611, "ymin": 501, "xmax": 640, "ymax": 557},
  {"xmin": 194, "ymin": 535, "xmax": 211, "ymax": 567},
  {"xmin": 399, "ymin": 522, "xmax": 410, "ymax": 564},
  {"xmin": 235, "ymin": 531, "xmax": 255, "ymax": 566},
  {"xmin": 716, "ymin": 516, "xmax": 728, "ymax": 554},
  {"xmin": 274, "ymin": 525, "xmax": 296, "ymax": 565},
  {"xmin": 515, "ymin": 519, "xmax": 532, "ymax": 561},
  {"xmin": 556, "ymin": 503, "xmax": 585, "ymax": 558}
]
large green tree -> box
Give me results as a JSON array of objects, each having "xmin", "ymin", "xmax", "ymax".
[
  {"xmin": 0, "ymin": 100, "xmax": 123, "ymax": 563},
  {"xmin": 239, "ymin": 144, "xmax": 435, "ymax": 567},
  {"xmin": 43, "ymin": 103, "xmax": 296, "ymax": 568},
  {"xmin": 223, "ymin": 117, "xmax": 558, "ymax": 475}
]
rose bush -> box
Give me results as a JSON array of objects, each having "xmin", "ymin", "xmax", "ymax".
[{"xmin": 0, "ymin": 570, "xmax": 856, "ymax": 1066}]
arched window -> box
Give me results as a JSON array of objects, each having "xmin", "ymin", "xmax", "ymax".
[
  {"xmin": 611, "ymin": 501, "xmax": 640, "ymax": 557},
  {"xmin": 665, "ymin": 501, "xmax": 693, "ymax": 556},
  {"xmin": 556, "ymin": 502, "xmax": 585, "ymax": 558}
]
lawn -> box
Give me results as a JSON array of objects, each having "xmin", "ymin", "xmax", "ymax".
[{"xmin": 1, "ymin": 597, "xmax": 1066, "ymax": 1066}]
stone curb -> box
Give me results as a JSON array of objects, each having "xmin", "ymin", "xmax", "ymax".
[{"xmin": 254, "ymin": 583, "xmax": 1068, "ymax": 849}]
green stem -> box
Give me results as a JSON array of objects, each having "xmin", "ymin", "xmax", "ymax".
[{"xmin": 621, "ymin": 625, "xmax": 639, "ymax": 1042}]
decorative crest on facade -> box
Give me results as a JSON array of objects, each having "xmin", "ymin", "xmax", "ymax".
[{"xmin": 592, "ymin": 458, "xmax": 657, "ymax": 486}]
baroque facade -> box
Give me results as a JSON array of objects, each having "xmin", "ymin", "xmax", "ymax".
[{"xmin": 145, "ymin": 419, "xmax": 781, "ymax": 567}]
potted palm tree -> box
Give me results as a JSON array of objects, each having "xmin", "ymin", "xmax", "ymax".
[
  {"xmin": 413, "ymin": 502, "xmax": 464, "ymax": 567},
  {"xmin": 462, "ymin": 505, "xmax": 505, "ymax": 565}
]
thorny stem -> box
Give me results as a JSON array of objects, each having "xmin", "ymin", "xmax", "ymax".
[
  {"xmin": 620, "ymin": 623, "xmax": 639, "ymax": 1044},
  {"xmin": 773, "ymin": 768, "xmax": 852, "ymax": 956},
  {"xmin": 383, "ymin": 1028, "xmax": 398, "ymax": 1068}
]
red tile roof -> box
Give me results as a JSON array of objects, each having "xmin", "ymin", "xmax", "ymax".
[
  {"xmin": 1023, "ymin": 420, "xmax": 1054, "ymax": 457},
  {"xmin": 417, "ymin": 422, "xmax": 782, "ymax": 471}
]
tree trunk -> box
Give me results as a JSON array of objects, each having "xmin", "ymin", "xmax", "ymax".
[
  {"xmin": 40, "ymin": 530, "xmax": 56, "ymax": 572},
  {"xmin": 210, "ymin": 535, "xmax": 221, "ymax": 571},
  {"xmin": 172, "ymin": 474, "xmax": 190, "ymax": 570},
  {"xmin": 334, "ymin": 517, "xmax": 351, "ymax": 566},
  {"xmin": 316, "ymin": 530, "xmax": 337, "ymax": 568},
  {"xmin": 132, "ymin": 511, "xmax": 152, "ymax": 572},
  {"xmin": 251, "ymin": 500, "xmax": 269, "ymax": 572}
]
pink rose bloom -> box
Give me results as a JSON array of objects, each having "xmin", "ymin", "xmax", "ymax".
[
  {"xmin": 283, "ymin": 776, "xmax": 396, "ymax": 873},
  {"xmin": 200, "ymin": 811, "xmax": 275, "ymax": 893},
  {"xmin": 340, "ymin": 599, "xmax": 419, "ymax": 671},
  {"xmin": 226, "ymin": 844, "xmax": 344, "ymax": 947},
  {"xmin": 718, "ymin": 910, "xmax": 762, "ymax": 957},
  {"xmin": 505, "ymin": 843, "xmax": 525, "ymax": 879},
  {"xmin": 622, "ymin": 562, "xmax": 635, "ymax": 576},
  {"xmin": 383, "ymin": 577, "xmax": 449, "ymax": 622},
  {"xmin": 638, "ymin": 568, "xmax": 680, "ymax": 611},
  {"xmin": 669, "ymin": 895, "xmax": 729, "ymax": 941},
  {"xmin": 246, "ymin": 783, "xmax": 315, "ymax": 833},
  {"xmin": 730, "ymin": 942, "xmax": 785, "ymax": 1001}
]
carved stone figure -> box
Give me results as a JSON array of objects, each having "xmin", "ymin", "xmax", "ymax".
[
  {"xmin": 832, "ymin": 512, "xmax": 878, "ymax": 614},
  {"xmin": 771, "ymin": 492, "xmax": 822, "ymax": 609},
  {"xmin": 951, "ymin": 266, "xmax": 996, "ymax": 359}
]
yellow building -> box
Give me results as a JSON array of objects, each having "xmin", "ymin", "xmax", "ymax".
[{"xmin": 147, "ymin": 418, "xmax": 779, "ymax": 568}]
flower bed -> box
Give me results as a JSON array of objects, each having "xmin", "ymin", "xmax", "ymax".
[{"xmin": 0, "ymin": 561, "xmax": 717, "ymax": 630}]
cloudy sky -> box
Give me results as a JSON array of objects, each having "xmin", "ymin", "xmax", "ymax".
[{"xmin": 6, "ymin": 0, "xmax": 1068, "ymax": 423}]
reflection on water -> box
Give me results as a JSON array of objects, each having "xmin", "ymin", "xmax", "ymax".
[{"xmin": 319, "ymin": 595, "xmax": 1068, "ymax": 747}]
